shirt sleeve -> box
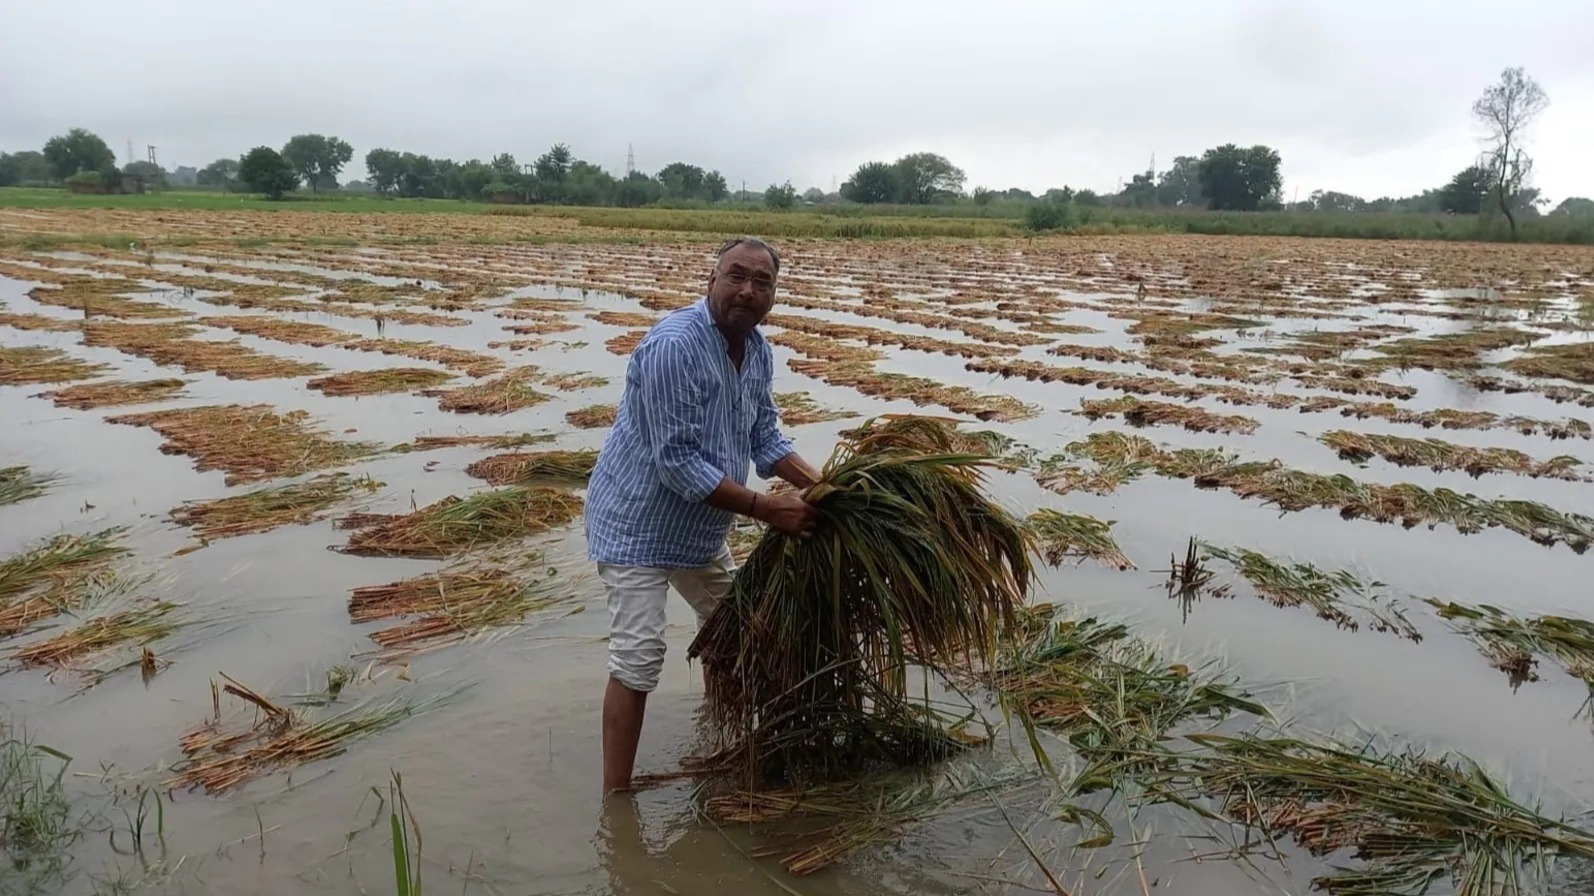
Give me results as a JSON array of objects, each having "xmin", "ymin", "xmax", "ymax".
[
  {"xmin": 750, "ymin": 347, "xmax": 797, "ymax": 479},
  {"xmin": 638, "ymin": 337, "xmax": 726, "ymax": 502}
]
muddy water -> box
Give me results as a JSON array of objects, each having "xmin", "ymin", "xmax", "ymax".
[{"xmin": 4, "ymin": 247, "xmax": 1594, "ymax": 895}]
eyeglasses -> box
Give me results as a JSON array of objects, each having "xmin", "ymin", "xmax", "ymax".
[{"xmin": 721, "ymin": 270, "xmax": 776, "ymax": 293}]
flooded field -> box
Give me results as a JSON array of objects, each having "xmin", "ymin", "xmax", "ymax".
[{"xmin": 4, "ymin": 206, "xmax": 1594, "ymax": 895}]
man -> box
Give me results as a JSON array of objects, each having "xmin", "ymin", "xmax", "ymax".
[{"xmin": 584, "ymin": 235, "xmax": 821, "ymax": 793}]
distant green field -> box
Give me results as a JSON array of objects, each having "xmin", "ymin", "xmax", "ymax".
[
  {"xmin": 0, "ymin": 187, "xmax": 484, "ymax": 214},
  {"xmin": 2, "ymin": 187, "xmax": 1589, "ymax": 244}
]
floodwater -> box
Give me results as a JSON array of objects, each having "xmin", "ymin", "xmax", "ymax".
[{"xmin": 3, "ymin": 232, "xmax": 1594, "ymax": 896}]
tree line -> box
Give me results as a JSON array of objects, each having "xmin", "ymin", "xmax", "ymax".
[{"xmin": 3, "ymin": 67, "xmax": 1585, "ymax": 232}]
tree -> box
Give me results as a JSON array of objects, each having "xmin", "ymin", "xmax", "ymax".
[
  {"xmin": 281, "ymin": 134, "xmax": 354, "ymax": 193},
  {"xmin": 802, "ymin": 187, "xmax": 826, "ymax": 204},
  {"xmin": 0, "ymin": 151, "xmax": 51, "ymax": 186},
  {"xmin": 841, "ymin": 161, "xmax": 898, "ymax": 204},
  {"xmin": 121, "ymin": 160, "xmax": 167, "ymax": 190},
  {"xmin": 891, "ymin": 152, "xmax": 965, "ymax": 204},
  {"xmin": 703, "ymin": 171, "xmax": 729, "ymax": 203},
  {"xmin": 42, "ymin": 128, "xmax": 116, "ymax": 181},
  {"xmin": 237, "ymin": 146, "xmax": 299, "ymax": 199},
  {"xmin": 764, "ymin": 181, "xmax": 797, "ymax": 209},
  {"xmin": 197, "ymin": 158, "xmax": 240, "ymax": 190},
  {"xmin": 657, "ymin": 162, "xmax": 707, "ymax": 200},
  {"xmin": 1472, "ymin": 66, "xmax": 1548, "ymax": 239},
  {"xmin": 615, "ymin": 171, "xmax": 660, "ymax": 208},
  {"xmin": 534, "ymin": 144, "xmax": 574, "ymax": 185},
  {"xmin": 1156, "ymin": 156, "xmax": 1204, "ymax": 206},
  {"xmin": 1305, "ymin": 190, "xmax": 1368, "ymax": 213},
  {"xmin": 1116, "ymin": 171, "xmax": 1157, "ymax": 208},
  {"xmin": 365, "ymin": 149, "xmax": 404, "ymax": 194},
  {"xmin": 1551, "ymin": 197, "xmax": 1594, "ymax": 219},
  {"xmin": 1438, "ymin": 165, "xmax": 1491, "ymax": 215},
  {"xmin": 1196, "ymin": 144, "xmax": 1282, "ymax": 211}
]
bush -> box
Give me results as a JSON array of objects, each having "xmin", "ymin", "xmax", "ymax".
[
  {"xmin": 64, "ymin": 171, "xmax": 106, "ymax": 194},
  {"xmin": 1024, "ymin": 202, "xmax": 1076, "ymax": 232}
]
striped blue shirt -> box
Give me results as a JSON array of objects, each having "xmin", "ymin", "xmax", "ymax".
[{"xmin": 584, "ymin": 297, "xmax": 796, "ymax": 568}]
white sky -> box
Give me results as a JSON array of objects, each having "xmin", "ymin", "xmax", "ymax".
[{"xmin": 2, "ymin": 0, "xmax": 1591, "ymax": 201}]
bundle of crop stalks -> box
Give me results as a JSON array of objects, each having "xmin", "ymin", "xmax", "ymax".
[
  {"xmin": 1079, "ymin": 395, "xmax": 1259, "ymax": 435},
  {"xmin": 169, "ymin": 473, "xmax": 382, "ymax": 542},
  {"xmin": 764, "ymin": 313, "xmax": 1015, "ymax": 360},
  {"xmin": 336, "ymin": 486, "xmax": 582, "ymax": 558},
  {"xmin": 27, "ymin": 281, "xmax": 188, "ymax": 319},
  {"xmin": 306, "ymin": 367, "xmax": 454, "ymax": 396},
  {"xmin": 775, "ymin": 391, "xmax": 858, "ymax": 426},
  {"xmin": 1335, "ymin": 401, "xmax": 1594, "ymax": 441},
  {"xmin": 589, "ymin": 310, "xmax": 659, "ymax": 328},
  {"xmin": 1290, "ymin": 372, "xmax": 1417, "ymax": 401},
  {"xmin": 1070, "ymin": 431, "xmax": 1594, "ymax": 552},
  {"xmin": 81, "ymin": 320, "xmax": 327, "ymax": 380},
  {"xmin": 686, "ymin": 416, "xmax": 1033, "ymax": 782},
  {"xmin": 1506, "ymin": 342, "xmax": 1594, "ymax": 386},
  {"xmin": 1150, "ymin": 732, "xmax": 1594, "ymax": 896},
  {"xmin": 542, "ymin": 372, "xmax": 608, "ymax": 391},
  {"xmin": 1320, "ymin": 430, "xmax": 1584, "ymax": 480},
  {"xmin": 1036, "ymin": 432, "xmax": 1162, "ymax": 496},
  {"xmin": 464, "ymin": 449, "xmax": 598, "ymax": 485},
  {"xmin": 0, "ymin": 345, "xmax": 109, "ymax": 386},
  {"xmin": 166, "ymin": 674, "xmax": 451, "ymax": 794},
  {"xmin": 1203, "ymin": 544, "xmax": 1422, "ymax": 641},
  {"xmin": 503, "ymin": 316, "xmax": 579, "ymax": 336},
  {"xmin": 767, "ymin": 330, "xmax": 886, "ymax": 365},
  {"xmin": 604, "ymin": 330, "xmax": 646, "ymax": 355},
  {"xmin": 1425, "ymin": 599, "xmax": 1594, "ymax": 688},
  {"xmin": 565, "ymin": 404, "xmax": 617, "ymax": 429},
  {"xmin": 1025, "ymin": 509, "xmax": 1135, "ymax": 570},
  {"xmin": 1367, "ymin": 328, "xmax": 1540, "ymax": 372},
  {"xmin": 10, "ymin": 600, "xmax": 182, "ymax": 671},
  {"xmin": 0, "ymin": 311, "xmax": 82, "ymax": 332},
  {"xmin": 348, "ymin": 562, "xmax": 574, "ymax": 654},
  {"xmin": 396, "ymin": 432, "xmax": 556, "ymax": 452},
  {"xmin": 0, "ymin": 529, "xmax": 129, "ymax": 638},
  {"xmin": 36, "ymin": 377, "xmax": 188, "ymax": 409},
  {"xmin": 0, "ymin": 466, "xmax": 54, "ymax": 507},
  {"xmin": 428, "ymin": 366, "xmax": 549, "ymax": 414},
  {"xmin": 790, "ymin": 359, "xmax": 1035, "ymax": 422},
  {"xmin": 200, "ymin": 316, "xmax": 354, "ymax": 347},
  {"xmin": 987, "ymin": 605, "xmax": 1266, "ymax": 790},
  {"xmin": 339, "ymin": 338, "xmax": 505, "ymax": 377},
  {"xmin": 108, "ymin": 404, "xmax": 378, "ymax": 485}
]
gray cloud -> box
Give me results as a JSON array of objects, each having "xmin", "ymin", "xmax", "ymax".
[{"xmin": 3, "ymin": 0, "xmax": 1590, "ymax": 201}]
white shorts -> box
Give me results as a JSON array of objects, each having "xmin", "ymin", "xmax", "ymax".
[{"xmin": 598, "ymin": 544, "xmax": 735, "ymax": 693}]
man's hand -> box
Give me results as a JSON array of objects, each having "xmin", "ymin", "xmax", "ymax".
[{"xmin": 756, "ymin": 491, "xmax": 819, "ymax": 539}]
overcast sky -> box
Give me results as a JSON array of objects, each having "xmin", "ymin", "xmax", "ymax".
[{"xmin": 3, "ymin": 0, "xmax": 1591, "ymax": 202}]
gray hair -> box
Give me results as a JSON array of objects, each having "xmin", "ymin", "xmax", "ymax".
[{"xmin": 716, "ymin": 235, "xmax": 781, "ymax": 276}]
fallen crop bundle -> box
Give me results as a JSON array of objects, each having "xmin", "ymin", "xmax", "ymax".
[
  {"xmin": 336, "ymin": 486, "xmax": 583, "ymax": 557},
  {"xmin": 1426, "ymin": 599, "xmax": 1594, "ymax": 688},
  {"xmin": 37, "ymin": 377, "xmax": 188, "ymax": 409},
  {"xmin": 0, "ymin": 466, "xmax": 53, "ymax": 507},
  {"xmin": 1025, "ymin": 509, "xmax": 1134, "ymax": 569},
  {"xmin": 169, "ymin": 473, "xmax": 381, "ymax": 542},
  {"xmin": 0, "ymin": 345, "xmax": 109, "ymax": 385},
  {"xmin": 1151, "ymin": 732, "xmax": 1594, "ymax": 896},
  {"xmin": 465, "ymin": 449, "xmax": 598, "ymax": 484},
  {"xmin": 0, "ymin": 529, "xmax": 130, "ymax": 638},
  {"xmin": 1203, "ymin": 544, "xmax": 1422, "ymax": 641},
  {"xmin": 348, "ymin": 561, "xmax": 575, "ymax": 654},
  {"xmin": 107, "ymin": 404, "xmax": 379, "ymax": 485},
  {"xmin": 1320, "ymin": 430, "xmax": 1584, "ymax": 480},
  {"xmin": 687, "ymin": 416, "xmax": 1033, "ymax": 782}
]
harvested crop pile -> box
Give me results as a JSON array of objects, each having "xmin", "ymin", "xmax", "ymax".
[
  {"xmin": 37, "ymin": 377, "xmax": 188, "ymax": 409},
  {"xmin": 0, "ymin": 529, "xmax": 129, "ymax": 638},
  {"xmin": 1320, "ymin": 429, "xmax": 1583, "ymax": 479},
  {"xmin": 605, "ymin": 330, "xmax": 646, "ymax": 355},
  {"xmin": 395, "ymin": 432, "xmax": 555, "ymax": 451},
  {"xmin": 82, "ymin": 321, "xmax": 325, "ymax": 380},
  {"xmin": 336, "ymin": 486, "xmax": 582, "ymax": 558},
  {"xmin": 776, "ymin": 391, "xmax": 858, "ymax": 426},
  {"xmin": 0, "ymin": 466, "xmax": 53, "ymax": 507},
  {"xmin": 429, "ymin": 366, "xmax": 549, "ymax": 414},
  {"xmin": 169, "ymin": 473, "xmax": 381, "ymax": 542},
  {"xmin": 307, "ymin": 367, "xmax": 454, "ymax": 396},
  {"xmin": 565, "ymin": 403, "xmax": 616, "ymax": 428},
  {"xmin": 348, "ymin": 562, "xmax": 574, "ymax": 654},
  {"xmin": 465, "ymin": 449, "xmax": 598, "ymax": 484},
  {"xmin": 107, "ymin": 404, "xmax": 379, "ymax": 485},
  {"xmin": 543, "ymin": 372, "xmax": 608, "ymax": 391},
  {"xmin": 1079, "ymin": 395, "xmax": 1259, "ymax": 434},
  {"xmin": 0, "ymin": 345, "xmax": 109, "ymax": 385},
  {"xmin": 687, "ymin": 416, "xmax": 1032, "ymax": 782}
]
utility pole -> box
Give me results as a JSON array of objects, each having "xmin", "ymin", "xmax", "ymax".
[
  {"xmin": 125, "ymin": 138, "xmax": 135, "ymax": 166},
  {"xmin": 147, "ymin": 145, "xmax": 158, "ymax": 167},
  {"xmin": 626, "ymin": 143, "xmax": 635, "ymax": 176}
]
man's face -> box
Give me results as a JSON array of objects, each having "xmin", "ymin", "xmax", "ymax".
[{"xmin": 706, "ymin": 242, "xmax": 778, "ymax": 335}]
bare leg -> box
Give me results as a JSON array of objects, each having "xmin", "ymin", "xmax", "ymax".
[{"xmin": 603, "ymin": 676, "xmax": 648, "ymax": 793}]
